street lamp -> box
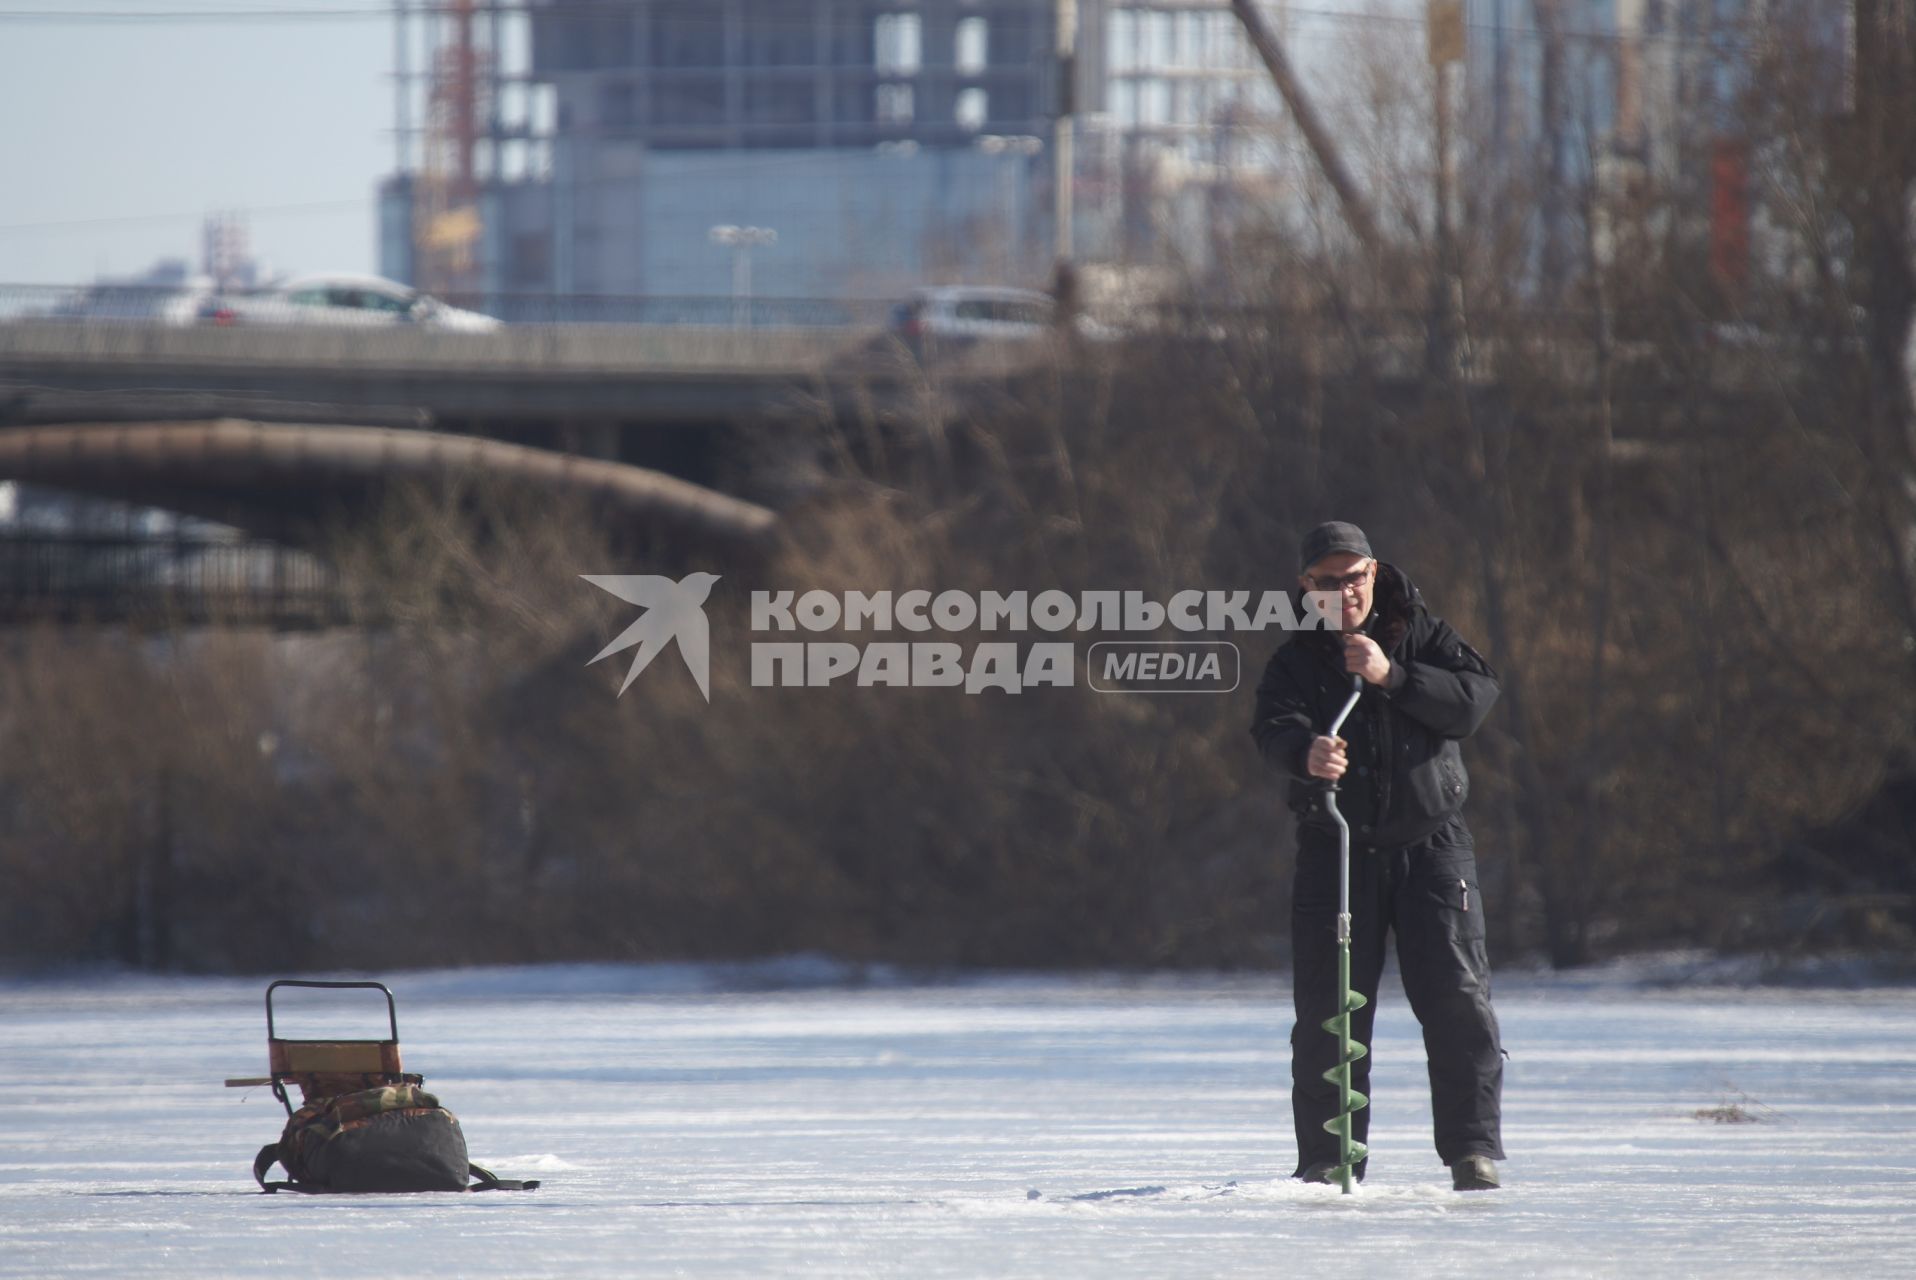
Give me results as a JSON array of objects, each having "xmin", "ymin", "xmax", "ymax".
[{"xmin": 708, "ymin": 224, "xmax": 777, "ymax": 328}]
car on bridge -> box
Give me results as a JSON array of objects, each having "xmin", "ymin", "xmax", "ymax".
[
  {"xmin": 887, "ymin": 286, "xmax": 1116, "ymax": 358},
  {"xmin": 204, "ymin": 273, "xmax": 502, "ymax": 332}
]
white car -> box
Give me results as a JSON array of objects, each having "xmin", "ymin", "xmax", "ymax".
[
  {"xmin": 210, "ymin": 274, "xmax": 501, "ymax": 332},
  {"xmin": 888, "ymin": 285, "xmax": 1116, "ymax": 354},
  {"xmin": 890, "ymin": 286, "xmax": 1057, "ymax": 348}
]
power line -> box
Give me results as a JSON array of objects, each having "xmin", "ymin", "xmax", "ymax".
[
  {"xmin": 0, "ymin": 142, "xmax": 1031, "ymax": 239},
  {"xmin": 0, "ymin": 143, "xmax": 1018, "ymax": 240},
  {"xmin": 0, "ymin": 199, "xmax": 371, "ymax": 238},
  {"xmin": 0, "ymin": 7, "xmax": 389, "ymax": 21},
  {"xmin": 0, "ymin": 2, "xmax": 1775, "ymax": 52}
]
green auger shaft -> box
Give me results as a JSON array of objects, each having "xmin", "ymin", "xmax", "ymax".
[
  {"xmin": 1318, "ymin": 675, "xmax": 1369, "ymax": 1194},
  {"xmin": 1319, "ymin": 928, "xmax": 1370, "ymax": 1193}
]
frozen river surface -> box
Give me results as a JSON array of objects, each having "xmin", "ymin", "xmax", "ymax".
[{"xmin": 3, "ymin": 963, "xmax": 1915, "ymax": 1278}]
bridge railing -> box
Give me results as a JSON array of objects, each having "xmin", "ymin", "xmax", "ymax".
[
  {"xmin": 0, "ymin": 282, "xmax": 897, "ymax": 332},
  {"xmin": 0, "ymin": 531, "xmax": 346, "ymax": 628}
]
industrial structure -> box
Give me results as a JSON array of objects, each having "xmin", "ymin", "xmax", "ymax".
[
  {"xmin": 1458, "ymin": 0, "xmax": 1868, "ymax": 292},
  {"xmin": 376, "ymin": 1, "xmax": 1296, "ymax": 309},
  {"xmin": 373, "ymin": 2, "xmax": 1826, "ymax": 311}
]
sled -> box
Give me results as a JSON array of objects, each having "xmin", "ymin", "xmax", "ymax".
[{"xmin": 226, "ymin": 979, "xmax": 538, "ymax": 1193}]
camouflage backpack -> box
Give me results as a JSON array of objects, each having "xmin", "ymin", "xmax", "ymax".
[{"xmin": 252, "ymin": 1083, "xmax": 535, "ymax": 1194}]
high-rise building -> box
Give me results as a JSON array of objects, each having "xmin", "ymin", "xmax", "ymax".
[
  {"xmin": 529, "ymin": 1, "xmax": 1057, "ymax": 149},
  {"xmin": 378, "ymin": 1, "xmax": 1313, "ymax": 305}
]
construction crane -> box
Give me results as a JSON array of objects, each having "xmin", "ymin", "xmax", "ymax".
[{"xmin": 415, "ymin": 0, "xmax": 489, "ymax": 298}]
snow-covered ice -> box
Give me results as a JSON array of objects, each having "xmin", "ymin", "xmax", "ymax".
[{"xmin": 3, "ymin": 963, "xmax": 1915, "ymax": 1277}]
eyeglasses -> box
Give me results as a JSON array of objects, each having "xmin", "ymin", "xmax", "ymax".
[{"xmin": 1306, "ymin": 564, "xmax": 1374, "ymax": 594}]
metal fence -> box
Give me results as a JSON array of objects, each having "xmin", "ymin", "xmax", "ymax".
[
  {"xmin": 0, "ymin": 532, "xmax": 347, "ymax": 629},
  {"xmin": 0, "ymin": 282, "xmax": 896, "ymax": 331}
]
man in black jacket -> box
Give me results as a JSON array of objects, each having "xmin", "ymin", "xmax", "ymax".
[{"xmin": 1250, "ymin": 522, "xmax": 1506, "ymax": 1192}]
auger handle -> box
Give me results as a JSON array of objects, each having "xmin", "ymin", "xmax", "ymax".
[
  {"xmin": 1322, "ymin": 675, "xmax": 1363, "ymax": 924},
  {"xmin": 1326, "ymin": 675, "xmax": 1363, "ymax": 742}
]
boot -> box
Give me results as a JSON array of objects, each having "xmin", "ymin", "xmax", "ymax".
[{"xmin": 1450, "ymin": 1155, "xmax": 1500, "ymax": 1191}]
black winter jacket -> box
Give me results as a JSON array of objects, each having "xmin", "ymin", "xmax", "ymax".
[{"xmin": 1250, "ymin": 563, "xmax": 1500, "ymax": 851}]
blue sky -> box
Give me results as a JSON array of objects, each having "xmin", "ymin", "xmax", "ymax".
[
  {"xmin": 0, "ymin": 4, "xmax": 392, "ymax": 284},
  {"xmin": 0, "ymin": 1, "xmax": 1434, "ymax": 290}
]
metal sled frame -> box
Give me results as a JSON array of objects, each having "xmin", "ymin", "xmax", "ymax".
[{"xmin": 224, "ymin": 980, "xmax": 419, "ymax": 1117}]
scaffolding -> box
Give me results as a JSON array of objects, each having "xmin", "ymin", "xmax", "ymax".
[
  {"xmin": 379, "ymin": 2, "xmax": 1298, "ymax": 300},
  {"xmin": 398, "ymin": 0, "xmax": 504, "ymax": 297}
]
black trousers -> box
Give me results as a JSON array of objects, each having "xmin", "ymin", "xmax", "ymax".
[{"xmin": 1290, "ymin": 814, "xmax": 1505, "ymax": 1176}]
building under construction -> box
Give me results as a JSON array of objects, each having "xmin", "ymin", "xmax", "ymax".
[{"xmin": 377, "ymin": 1, "xmax": 1291, "ymax": 308}]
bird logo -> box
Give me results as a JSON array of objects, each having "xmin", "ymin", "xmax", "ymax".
[{"xmin": 581, "ymin": 572, "xmax": 721, "ymax": 700}]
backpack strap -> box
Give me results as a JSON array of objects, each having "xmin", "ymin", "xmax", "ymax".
[
  {"xmin": 467, "ymin": 1162, "xmax": 540, "ymax": 1192},
  {"xmin": 254, "ymin": 1142, "xmax": 333, "ymax": 1194},
  {"xmin": 253, "ymin": 1143, "xmax": 297, "ymax": 1193}
]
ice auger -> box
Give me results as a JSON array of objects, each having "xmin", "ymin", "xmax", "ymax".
[{"xmin": 1319, "ymin": 674, "xmax": 1368, "ymax": 1194}]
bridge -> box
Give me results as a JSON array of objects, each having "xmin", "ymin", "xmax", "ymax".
[
  {"xmin": 0, "ymin": 303, "xmax": 1050, "ymax": 458},
  {"xmin": 0, "ymin": 294, "xmax": 1824, "ymax": 626},
  {"xmin": 0, "ymin": 315, "xmax": 856, "ymax": 424},
  {"xmin": 0, "ymin": 303, "xmax": 1045, "ymax": 625}
]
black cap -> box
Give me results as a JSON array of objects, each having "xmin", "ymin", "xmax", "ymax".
[{"xmin": 1299, "ymin": 521, "xmax": 1374, "ymax": 572}]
